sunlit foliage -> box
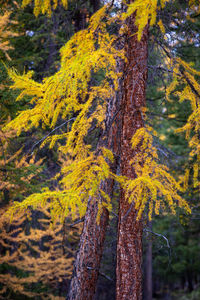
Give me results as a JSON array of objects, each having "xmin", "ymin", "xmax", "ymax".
[
  {"xmin": 166, "ymin": 57, "xmax": 200, "ymax": 190},
  {"xmin": 4, "ymin": 5, "xmax": 123, "ymax": 221},
  {"xmin": 122, "ymin": 0, "xmax": 170, "ymax": 39},
  {"xmin": 123, "ymin": 127, "xmax": 191, "ymax": 220},
  {"xmin": 0, "ymin": 204, "xmax": 80, "ymax": 299},
  {"xmin": 3, "ymin": 1, "xmax": 200, "ymax": 224},
  {"xmin": 22, "ymin": 0, "xmax": 68, "ymax": 17},
  {"xmin": 0, "ymin": 11, "xmax": 18, "ymax": 60}
]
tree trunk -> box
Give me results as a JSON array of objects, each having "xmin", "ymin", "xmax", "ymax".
[
  {"xmin": 67, "ymin": 199, "xmax": 109, "ymax": 300},
  {"xmin": 67, "ymin": 0, "xmax": 123, "ymax": 295},
  {"xmin": 43, "ymin": 14, "xmax": 58, "ymax": 77},
  {"xmin": 144, "ymin": 223, "xmax": 153, "ymax": 300},
  {"xmin": 90, "ymin": 0, "xmax": 100, "ymax": 13},
  {"xmin": 67, "ymin": 65, "xmax": 123, "ymax": 300},
  {"xmin": 67, "ymin": 113, "xmax": 121, "ymax": 300},
  {"xmin": 116, "ymin": 10, "xmax": 149, "ymax": 300}
]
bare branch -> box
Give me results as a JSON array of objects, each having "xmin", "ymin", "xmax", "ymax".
[
  {"xmin": 144, "ymin": 228, "xmax": 170, "ymax": 248},
  {"xmin": 68, "ymin": 217, "xmax": 85, "ymax": 228},
  {"xmin": 29, "ymin": 117, "xmax": 76, "ymax": 154}
]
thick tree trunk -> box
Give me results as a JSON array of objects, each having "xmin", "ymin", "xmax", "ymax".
[{"xmin": 116, "ymin": 10, "xmax": 149, "ymax": 300}]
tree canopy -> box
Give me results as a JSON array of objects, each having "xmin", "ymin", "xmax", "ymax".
[{"xmin": 4, "ymin": 0, "xmax": 199, "ymax": 223}]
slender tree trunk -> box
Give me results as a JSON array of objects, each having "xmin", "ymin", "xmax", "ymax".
[
  {"xmin": 67, "ymin": 199, "xmax": 109, "ymax": 300},
  {"xmin": 66, "ymin": 1, "xmax": 124, "ymax": 298},
  {"xmin": 90, "ymin": 0, "xmax": 100, "ymax": 13},
  {"xmin": 43, "ymin": 14, "xmax": 58, "ymax": 77},
  {"xmin": 187, "ymin": 270, "xmax": 194, "ymax": 292},
  {"xmin": 144, "ymin": 222, "xmax": 153, "ymax": 300},
  {"xmin": 116, "ymin": 10, "xmax": 149, "ymax": 300},
  {"xmin": 67, "ymin": 66, "xmax": 123, "ymax": 300},
  {"xmin": 67, "ymin": 107, "xmax": 121, "ymax": 300}
]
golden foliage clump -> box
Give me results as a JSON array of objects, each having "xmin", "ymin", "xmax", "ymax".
[
  {"xmin": 4, "ymin": 3, "xmax": 197, "ymax": 225},
  {"xmin": 166, "ymin": 57, "xmax": 200, "ymax": 189},
  {"xmin": 122, "ymin": 0, "xmax": 170, "ymax": 40},
  {"xmin": 4, "ymin": 5, "xmax": 123, "ymax": 222},
  {"xmin": 121, "ymin": 0, "xmax": 200, "ymax": 39},
  {"xmin": 123, "ymin": 127, "xmax": 191, "ymax": 220},
  {"xmin": 5, "ymin": 5, "xmax": 122, "ymax": 151},
  {"xmin": 22, "ymin": 0, "xmax": 68, "ymax": 17},
  {"xmin": 189, "ymin": 0, "xmax": 200, "ymax": 13},
  {"xmin": 0, "ymin": 11, "xmax": 18, "ymax": 60},
  {"xmin": 0, "ymin": 204, "xmax": 80, "ymax": 299},
  {"xmin": 6, "ymin": 148, "xmax": 114, "ymax": 223}
]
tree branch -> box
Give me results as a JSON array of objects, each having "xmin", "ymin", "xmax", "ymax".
[
  {"xmin": 29, "ymin": 117, "xmax": 76, "ymax": 154},
  {"xmin": 144, "ymin": 228, "xmax": 170, "ymax": 248}
]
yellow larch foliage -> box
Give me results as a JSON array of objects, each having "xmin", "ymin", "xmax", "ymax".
[
  {"xmin": 166, "ymin": 57, "xmax": 200, "ymax": 189},
  {"xmin": 6, "ymin": 148, "xmax": 114, "ymax": 223},
  {"xmin": 122, "ymin": 0, "xmax": 170, "ymax": 40},
  {"xmin": 183, "ymin": 168, "xmax": 190, "ymax": 192},
  {"xmin": 189, "ymin": 0, "xmax": 200, "ymax": 13},
  {"xmin": 157, "ymin": 19, "xmax": 165, "ymax": 34},
  {"xmin": 122, "ymin": 127, "xmax": 191, "ymax": 220},
  {"xmin": 0, "ymin": 204, "xmax": 79, "ymax": 298},
  {"xmin": 0, "ymin": 11, "xmax": 18, "ymax": 60},
  {"xmin": 193, "ymin": 162, "xmax": 199, "ymax": 188},
  {"xmin": 5, "ymin": 5, "xmax": 122, "ymax": 156},
  {"xmin": 121, "ymin": 0, "xmax": 200, "ymax": 40},
  {"xmin": 22, "ymin": 0, "xmax": 68, "ymax": 17},
  {"xmin": 4, "ymin": 3, "xmax": 197, "ymax": 225},
  {"xmin": 4, "ymin": 5, "xmax": 123, "ymax": 222},
  {"xmin": 2, "ymin": 6, "xmax": 123, "ymax": 221}
]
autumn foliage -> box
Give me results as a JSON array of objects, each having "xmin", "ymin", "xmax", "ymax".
[{"xmin": 1, "ymin": 0, "xmax": 200, "ymax": 299}]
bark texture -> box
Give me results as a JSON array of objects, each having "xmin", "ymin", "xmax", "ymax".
[
  {"xmin": 116, "ymin": 11, "xmax": 149, "ymax": 300},
  {"xmin": 144, "ymin": 222, "xmax": 153, "ymax": 300},
  {"xmin": 67, "ymin": 63, "xmax": 123, "ymax": 300},
  {"xmin": 67, "ymin": 200, "xmax": 109, "ymax": 300}
]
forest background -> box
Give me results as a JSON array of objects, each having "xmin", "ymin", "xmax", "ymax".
[{"xmin": 0, "ymin": 0, "xmax": 200, "ymax": 299}]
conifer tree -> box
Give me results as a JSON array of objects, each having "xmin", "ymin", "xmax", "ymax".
[
  {"xmin": 116, "ymin": 9, "xmax": 148, "ymax": 299},
  {"xmin": 0, "ymin": 5, "xmax": 18, "ymax": 60},
  {"xmin": 0, "ymin": 2, "xmax": 96, "ymax": 297},
  {"xmin": 2, "ymin": 1, "xmax": 200, "ymax": 299},
  {"xmin": 0, "ymin": 204, "xmax": 81, "ymax": 299}
]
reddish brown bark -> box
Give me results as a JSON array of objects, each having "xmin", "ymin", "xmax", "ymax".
[
  {"xmin": 116, "ymin": 11, "xmax": 149, "ymax": 300},
  {"xmin": 67, "ymin": 200, "xmax": 109, "ymax": 300},
  {"xmin": 67, "ymin": 63, "xmax": 123, "ymax": 300},
  {"xmin": 144, "ymin": 228, "xmax": 153, "ymax": 300}
]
